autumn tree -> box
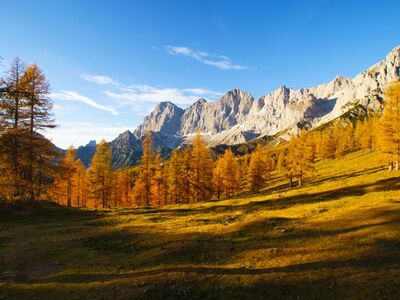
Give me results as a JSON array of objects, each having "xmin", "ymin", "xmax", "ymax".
[
  {"xmin": 334, "ymin": 125, "xmax": 354, "ymax": 158},
  {"xmin": 277, "ymin": 148, "xmax": 295, "ymax": 187},
  {"xmin": 214, "ymin": 149, "xmax": 240, "ymax": 198},
  {"xmin": 167, "ymin": 150, "xmax": 184, "ymax": 204},
  {"xmin": 0, "ymin": 58, "xmax": 27, "ymax": 202},
  {"xmin": 355, "ymin": 118, "xmax": 373, "ymax": 152},
  {"xmin": 73, "ymin": 159, "xmax": 87, "ymax": 207},
  {"xmin": 89, "ymin": 140, "xmax": 113, "ymax": 208},
  {"xmin": 0, "ymin": 59, "xmax": 57, "ymax": 203},
  {"xmin": 247, "ymin": 145, "xmax": 268, "ymax": 193},
  {"xmin": 379, "ymin": 81, "xmax": 400, "ymax": 171},
  {"xmin": 212, "ymin": 159, "xmax": 224, "ymax": 200},
  {"xmin": 287, "ymin": 132, "xmax": 316, "ymax": 187},
  {"xmin": 115, "ymin": 167, "xmax": 133, "ymax": 207},
  {"xmin": 22, "ymin": 63, "xmax": 57, "ymax": 202},
  {"xmin": 132, "ymin": 133, "xmax": 155, "ymax": 206},
  {"xmin": 180, "ymin": 146, "xmax": 193, "ymax": 203},
  {"xmin": 151, "ymin": 151, "xmax": 168, "ymax": 206},
  {"xmin": 57, "ymin": 147, "xmax": 77, "ymax": 207},
  {"xmin": 191, "ymin": 133, "xmax": 213, "ymax": 202}
]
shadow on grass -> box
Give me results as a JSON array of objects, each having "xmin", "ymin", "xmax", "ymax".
[{"xmin": 140, "ymin": 175, "xmax": 400, "ymax": 218}]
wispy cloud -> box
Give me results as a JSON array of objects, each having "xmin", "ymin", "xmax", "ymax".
[
  {"xmin": 81, "ymin": 74, "xmax": 118, "ymax": 85},
  {"xmin": 165, "ymin": 46, "xmax": 249, "ymax": 70},
  {"xmin": 81, "ymin": 74, "xmax": 223, "ymax": 107},
  {"xmin": 105, "ymin": 84, "xmax": 222, "ymax": 106},
  {"xmin": 50, "ymin": 90, "xmax": 119, "ymax": 115}
]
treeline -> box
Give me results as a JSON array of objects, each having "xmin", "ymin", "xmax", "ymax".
[
  {"xmin": 0, "ymin": 58, "xmax": 58, "ymax": 204},
  {"xmin": 52, "ymin": 134, "xmax": 274, "ymax": 208}
]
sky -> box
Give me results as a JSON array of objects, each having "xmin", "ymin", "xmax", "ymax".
[{"xmin": 1, "ymin": 0, "xmax": 400, "ymax": 148}]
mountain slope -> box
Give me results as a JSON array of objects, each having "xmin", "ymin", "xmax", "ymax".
[
  {"xmin": 77, "ymin": 46, "xmax": 400, "ymax": 167},
  {"xmin": 132, "ymin": 46, "xmax": 400, "ymax": 147}
]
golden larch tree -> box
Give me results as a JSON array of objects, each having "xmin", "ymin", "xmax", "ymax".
[
  {"xmin": 379, "ymin": 81, "xmax": 400, "ymax": 170},
  {"xmin": 89, "ymin": 140, "xmax": 113, "ymax": 208},
  {"xmin": 132, "ymin": 132, "xmax": 155, "ymax": 206}
]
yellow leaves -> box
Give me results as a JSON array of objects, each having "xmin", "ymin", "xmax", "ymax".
[
  {"xmin": 214, "ymin": 149, "xmax": 240, "ymax": 198},
  {"xmin": 379, "ymin": 81, "xmax": 400, "ymax": 164}
]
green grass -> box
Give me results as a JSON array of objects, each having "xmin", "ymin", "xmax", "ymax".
[{"xmin": 0, "ymin": 150, "xmax": 399, "ymax": 299}]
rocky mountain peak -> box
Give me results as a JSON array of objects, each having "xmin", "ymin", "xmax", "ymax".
[
  {"xmin": 192, "ymin": 97, "xmax": 208, "ymax": 106},
  {"xmin": 86, "ymin": 140, "xmax": 96, "ymax": 147}
]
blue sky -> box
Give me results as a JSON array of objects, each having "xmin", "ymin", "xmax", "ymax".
[{"xmin": 1, "ymin": 0, "xmax": 400, "ymax": 148}]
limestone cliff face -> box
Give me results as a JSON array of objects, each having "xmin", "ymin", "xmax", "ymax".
[{"xmin": 130, "ymin": 46, "xmax": 400, "ymax": 148}]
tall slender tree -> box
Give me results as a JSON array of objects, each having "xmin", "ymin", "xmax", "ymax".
[
  {"xmin": 132, "ymin": 132, "xmax": 154, "ymax": 206},
  {"xmin": 191, "ymin": 133, "xmax": 213, "ymax": 202},
  {"xmin": 214, "ymin": 149, "xmax": 240, "ymax": 198},
  {"xmin": 0, "ymin": 58, "xmax": 27, "ymax": 201},
  {"xmin": 247, "ymin": 145, "xmax": 268, "ymax": 193},
  {"xmin": 287, "ymin": 132, "xmax": 316, "ymax": 187},
  {"xmin": 22, "ymin": 63, "xmax": 56, "ymax": 202},
  {"xmin": 89, "ymin": 140, "xmax": 112, "ymax": 208},
  {"xmin": 379, "ymin": 81, "xmax": 400, "ymax": 171},
  {"xmin": 167, "ymin": 150, "xmax": 183, "ymax": 204}
]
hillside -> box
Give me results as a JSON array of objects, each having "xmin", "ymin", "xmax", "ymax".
[{"xmin": 1, "ymin": 150, "xmax": 399, "ymax": 299}]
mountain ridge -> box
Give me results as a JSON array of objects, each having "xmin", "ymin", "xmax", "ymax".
[{"xmin": 77, "ymin": 46, "xmax": 400, "ymax": 168}]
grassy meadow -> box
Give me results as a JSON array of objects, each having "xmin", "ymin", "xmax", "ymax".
[{"xmin": 0, "ymin": 150, "xmax": 399, "ymax": 299}]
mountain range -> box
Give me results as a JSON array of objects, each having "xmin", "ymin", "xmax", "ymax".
[{"xmin": 77, "ymin": 46, "xmax": 400, "ymax": 168}]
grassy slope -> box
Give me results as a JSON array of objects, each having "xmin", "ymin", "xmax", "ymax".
[{"xmin": 0, "ymin": 151, "xmax": 399, "ymax": 299}]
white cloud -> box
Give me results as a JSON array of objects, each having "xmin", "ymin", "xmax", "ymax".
[
  {"xmin": 50, "ymin": 90, "xmax": 119, "ymax": 115},
  {"xmin": 46, "ymin": 121, "xmax": 129, "ymax": 148},
  {"xmin": 165, "ymin": 46, "xmax": 249, "ymax": 70},
  {"xmin": 105, "ymin": 84, "xmax": 222, "ymax": 106},
  {"xmin": 81, "ymin": 74, "xmax": 118, "ymax": 85}
]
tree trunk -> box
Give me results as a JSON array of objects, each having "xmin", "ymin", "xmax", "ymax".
[{"xmin": 299, "ymin": 170, "xmax": 303, "ymax": 187}]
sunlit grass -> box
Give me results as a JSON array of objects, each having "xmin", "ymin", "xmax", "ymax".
[{"xmin": 0, "ymin": 150, "xmax": 399, "ymax": 299}]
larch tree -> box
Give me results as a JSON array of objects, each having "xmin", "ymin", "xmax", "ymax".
[
  {"xmin": 115, "ymin": 167, "xmax": 133, "ymax": 207},
  {"xmin": 132, "ymin": 132, "xmax": 154, "ymax": 206},
  {"xmin": 59, "ymin": 146, "xmax": 77, "ymax": 207},
  {"xmin": 73, "ymin": 159, "xmax": 87, "ymax": 207},
  {"xmin": 355, "ymin": 119, "xmax": 373, "ymax": 152},
  {"xmin": 151, "ymin": 151, "xmax": 168, "ymax": 206},
  {"xmin": 22, "ymin": 63, "xmax": 57, "ymax": 202},
  {"xmin": 277, "ymin": 148, "xmax": 296, "ymax": 187},
  {"xmin": 191, "ymin": 133, "xmax": 213, "ymax": 202},
  {"xmin": 247, "ymin": 145, "xmax": 268, "ymax": 193},
  {"xmin": 212, "ymin": 158, "xmax": 224, "ymax": 200},
  {"xmin": 0, "ymin": 58, "xmax": 28, "ymax": 202},
  {"xmin": 89, "ymin": 140, "xmax": 113, "ymax": 208},
  {"xmin": 288, "ymin": 132, "xmax": 316, "ymax": 187},
  {"xmin": 216, "ymin": 149, "xmax": 240, "ymax": 198},
  {"xmin": 167, "ymin": 150, "xmax": 183, "ymax": 204},
  {"xmin": 334, "ymin": 125, "xmax": 354, "ymax": 158},
  {"xmin": 379, "ymin": 81, "xmax": 400, "ymax": 171}
]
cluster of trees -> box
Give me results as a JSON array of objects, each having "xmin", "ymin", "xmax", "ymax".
[
  {"xmin": 0, "ymin": 58, "xmax": 57, "ymax": 204},
  {"xmin": 52, "ymin": 134, "xmax": 276, "ymax": 208}
]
